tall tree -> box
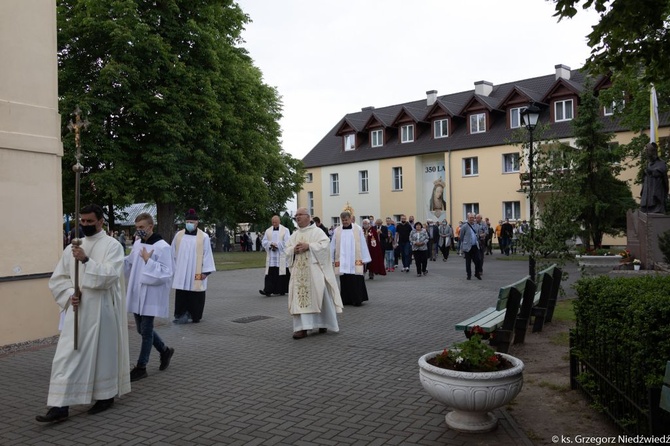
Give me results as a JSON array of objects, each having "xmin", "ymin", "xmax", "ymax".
[{"xmin": 57, "ymin": 0, "xmax": 303, "ymax": 240}]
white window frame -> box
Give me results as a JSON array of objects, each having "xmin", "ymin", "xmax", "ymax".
[
  {"xmin": 305, "ymin": 172, "xmax": 313, "ymax": 183},
  {"xmin": 371, "ymin": 129, "xmax": 383, "ymax": 147},
  {"xmin": 469, "ymin": 113, "xmax": 486, "ymax": 134},
  {"xmin": 331, "ymin": 217, "xmax": 340, "ymax": 228},
  {"xmin": 307, "ymin": 191, "xmax": 314, "ymax": 215},
  {"xmin": 463, "ymin": 203, "xmax": 479, "ymax": 219},
  {"xmin": 359, "ymin": 170, "xmax": 369, "ymax": 193},
  {"xmin": 434, "ymin": 119, "xmax": 448, "ymax": 138},
  {"xmin": 503, "ymin": 201, "xmax": 521, "ymax": 220},
  {"xmin": 554, "ymin": 99, "xmax": 574, "ymax": 122},
  {"xmin": 510, "ymin": 106, "xmax": 527, "ymax": 129},
  {"xmin": 344, "ymin": 134, "xmax": 355, "ymax": 151},
  {"xmin": 392, "ymin": 167, "xmax": 403, "ymax": 191},
  {"xmin": 330, "ymin": 173, "xmax": 339, "ymax": 195},
  {"xmin": 603, "ymin": 99, "xmax": 625, "ymax": 116},
  {"xmin": 401, "ymin": 124, "xmax": 414, "ymax": 143},
  {"xmin": 463, "ymin": 157, "xmax": 479, "ymax": 176},
  {"xmin": 502, "ymin": 153, "xmax": 520, "ymax": 173}
]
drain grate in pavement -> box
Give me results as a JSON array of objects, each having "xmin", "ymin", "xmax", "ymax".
[{"xmin": 232, "ymin": 315, "xmax": 273, "ymax": 324}]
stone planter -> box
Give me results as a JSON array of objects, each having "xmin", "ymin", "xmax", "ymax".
[
  {"xmin": 634, "ymin": 264, "xmax": 641, "ymax": 271},
  {"xmin": 576, "ymin": 255, "xmax": 623, "ymax": 276},
  {"xmin": 418, "ymin": 351, "xmax": 524, "ymax": 433}
]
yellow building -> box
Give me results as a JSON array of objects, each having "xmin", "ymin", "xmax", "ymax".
[
  {"xmin": 298, "ymin": 65, "xmax": 647, "ymax": 247},
  {"xmin": 0, "ymin": 1, "xmax": 63, "ymax": 346}
]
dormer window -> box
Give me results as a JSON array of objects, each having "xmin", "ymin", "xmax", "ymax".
[
  {"xmin": 604, "ymin": 99, "xmax": 625, "ymax": 116},
  {"xmin": 434, "ymin": 119, "xmax": 448, "ymax": 138},
  {"xmin": 554, "ymin": 99, "xmax": 574, "ymax": 122},
  {"xmin": 510, "ymin": 107, "xmax": 527, "ymax": 129},
  {"xmin": 371, "ymin": 129, "xmax": 383, "ymax": 147},
  {"xmin": 401, "ymin": 124, "xmax": 414, "ymax": 143},
  {"xmin": 470, "ymin": 113, "xmax": 486, "ymax": 134},
  {"xmin": 344, "ymin": 134, "xmax": 355, "ymax": 151}
]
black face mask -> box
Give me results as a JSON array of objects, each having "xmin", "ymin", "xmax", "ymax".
[{"xmin": 80, "ymin": 225, "xmax": 97, "ymax": 237}]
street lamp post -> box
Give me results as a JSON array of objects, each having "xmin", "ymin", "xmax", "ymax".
[{"xmin": 520, "ymin": 103, "xmax": 541, "ymax": 280}]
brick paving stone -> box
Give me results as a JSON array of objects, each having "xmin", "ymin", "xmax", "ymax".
[{"xmin": 0, "ymin": 255, "xmax": 578, "ymax": 445}]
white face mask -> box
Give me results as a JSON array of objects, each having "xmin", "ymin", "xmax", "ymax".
[{"xmin": 185, "ymin": 222, "xmax": 196, "ymax": 232}]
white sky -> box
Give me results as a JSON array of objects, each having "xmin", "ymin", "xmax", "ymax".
[{"xmin": 235, "ymin": 0, "xmax": 600, "ymax": 161}]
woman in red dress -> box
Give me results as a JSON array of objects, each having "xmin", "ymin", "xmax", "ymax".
[{"xmin": 362, "ymin": 218, "xmax": 387, "ymax": 279}]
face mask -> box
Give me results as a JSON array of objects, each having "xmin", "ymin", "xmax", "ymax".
[
  {"xmin": 81, "ymin": 225, "xmax": 97, "ymax": 237},
  {"xmin": 185, "ymin": 223, "xmax": 196, "ymax": 232},
  {"xmin": 136, "ymin": 229, "xmax": 148, "ymax": 239}
]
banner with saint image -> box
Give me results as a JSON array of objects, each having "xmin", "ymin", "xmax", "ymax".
[{"xmin": 423, "ymin": 160, "xmax": 447, "ymax": 222}]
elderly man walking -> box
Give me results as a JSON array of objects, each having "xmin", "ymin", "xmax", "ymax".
[{"xmin": 259, "ymin": 215, "xmax": 291, "ymax": 296}]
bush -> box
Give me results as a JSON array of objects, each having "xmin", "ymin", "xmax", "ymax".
[{"xmin": 658, "ymin": 229, "xmax": 670, "ymax": 263}]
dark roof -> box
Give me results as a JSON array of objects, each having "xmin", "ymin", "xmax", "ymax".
[{"xmin": 303, "ymin": 68, "xmax": 651, "ymax": 169}]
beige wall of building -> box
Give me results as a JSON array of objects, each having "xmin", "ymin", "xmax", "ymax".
[{"xmin": 0, "ymin": 1, "xmax": 63, "ymax": 345}]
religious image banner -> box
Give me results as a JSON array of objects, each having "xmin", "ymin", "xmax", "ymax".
[{"xmin": 423, "ymin": 160, "xmax": 447, "ymax": 222}]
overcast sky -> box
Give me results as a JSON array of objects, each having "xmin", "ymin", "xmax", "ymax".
[{"xmin": 235, "ymin": 0, "xmax": 600, "ymax": 162}]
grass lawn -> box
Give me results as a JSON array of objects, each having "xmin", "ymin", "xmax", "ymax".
[{"xmin": 213, "ymin": 251, "xmax": 266, "ymax": 271}]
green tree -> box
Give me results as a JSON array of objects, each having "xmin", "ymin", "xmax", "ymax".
[
  {"xmin": 553, "ymin": 0, "xmax": 670, "ymax": 85},
  {"xmin": 57, "ymin": 0, "xmax": 303, "ymax": 240}
]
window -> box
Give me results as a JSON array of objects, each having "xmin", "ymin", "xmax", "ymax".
[
  {"xmin": 330, "ymin": 173, "xmax": 339, "ymax": 195},
  {"xmin": 307, "ymin": 191, "xmax": 314, "ymax": 215},
  {"xmin": 503, "ymin": 201, "xmax": 521, "ymax": 220},
  {"xmin": 344, "ymin": 134, "xmax": 355, "ymax": 151},
  {"xmin": 470, "ymin": 113, "xmax": 486, "ymax": 134},
  {"xmin": 371, "ymin": 129, "xmax": 383, "ymax": 147},
  {"xmin": 554, "ymin": 99, "xmax": 573, "ymax": 122},
  {"xmin": 463, "ymin": 203, "xmax": 479, "ymax": 218},
  {"xmin": 434, "ymin": 119, "xmax": 448, "ymax": 138},
  {"xmin": 401, "ymin": 124, "xmax": 414, "ymax": 143},
  {"xmin": 305, "ymin": 173, "xmax": 313, "ymax": 183},
  {"xmin": 331, "ymin": 217, "xmax": 340, "ymax": 227},
  {"xmin": 359, "ymin": 170, "xmax": 369, "ymax": 193},
  {"xmin": 463, "ymin": 157, "xmax": 479, "ymax": 176},
  {"xmin": 604, "ymin": 99, "xmax": 625, "ymax": 116},
  {"xmin": 503, "ymin": 153, "xmax": 520, "ymax": 173},
  {"xmin": 393, "ymin": 214, "xmax": 402, "ymax": 224},
  {"xmin": 392, "ymin": 167, "xmax": 403, "ymax": 190},
  {"xmin": 510, "ymin": 107, "xmax": 527, "ymax": 129}
]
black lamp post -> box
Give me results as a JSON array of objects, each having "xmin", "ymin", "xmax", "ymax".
[{"xmin": 520, "ymin": 103, "xmax": 541, "ymax": 279}]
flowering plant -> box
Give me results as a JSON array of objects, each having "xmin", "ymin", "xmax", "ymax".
[
  {"xmin": 619, "ymin": 249, "xmax": 631, "ymax": 259},
  {"xmin": 427, "ymin": 326, "xmax": 513, "ymax": 372},
  {"xmin": 633, "ymin": 259, "xmax": 641, "ymax": 265}
]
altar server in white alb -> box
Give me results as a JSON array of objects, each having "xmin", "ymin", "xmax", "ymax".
[
  {"xmin": 259, "ymin": 215, "xmax": 291, "ymax": 296},
  {"xmin": 37, "ymin": 204, "xmax": 130, "ymax": 423},
  {"xmin": 331, "ymin": 210, "xmax": 371, "ymax": 306},
  {"xmin": 285, "ymin": 207, "xmax": 343, "ymax": 339},
  {"xmin": 171, "ymin": 208, "xmax": 216, "ymax": 323},
  {"xmin": 125, "ymin": 213, "xmax": 175, "ymax": 382}
]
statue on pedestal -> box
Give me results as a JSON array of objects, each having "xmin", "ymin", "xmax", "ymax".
[{"xmin": 640, "ymin": 142, "xmax": 669, "ymax": 214}]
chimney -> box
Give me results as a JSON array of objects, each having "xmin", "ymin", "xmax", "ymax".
[
  {"xmin": 361, "ymin": 106, "xmax": 375, "ymax": 111},
  {"xmin": 474, "ymin": 81, "xmax": 493, "ymax": 96},
  {"xmin": 426, "ymin": 90, "xmax": 438, "ymax": 106},
  {"xmin": 555, "ymin": 64, "xmax": 571, "ymax": 80}
]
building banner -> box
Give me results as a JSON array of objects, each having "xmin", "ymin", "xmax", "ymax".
[{"xmin": 423, "ymin": 161, "xmax": 447, "ymax": 222}]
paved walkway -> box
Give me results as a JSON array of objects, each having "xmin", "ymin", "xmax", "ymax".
[{"xmin": 0, "ymin": 253, "xmax": 578, "ymax": 445}]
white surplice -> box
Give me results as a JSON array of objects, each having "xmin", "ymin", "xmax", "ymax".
[
  {"xmin": 261, "ymin": 225, "xmax": 290, "ymax": 272},
  {"xmin": 330, "ymin": 224, "xmax": 371, "ymax": 274},
  {"xmin": 124, "ymin": 237, "xmax": 173, "ymax": 318},
  {"xmin": 285, "ymin": 223, "xmax": 343, "ymax": 331},
  {"xmin": 47, "ymin": 231, "xmax": 131, "ymax": 407},
  {"xmin": 171, "ymin": 230, "xmax": 216, "ymax": 291}
]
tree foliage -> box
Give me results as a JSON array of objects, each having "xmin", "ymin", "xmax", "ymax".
[
  {"xmin": 553, "ymin": 0, "xmax": 670, "ymax": 85},
  {"xmin": 57, "ymin": 0, "xmax": 304, "ymax": 240}
]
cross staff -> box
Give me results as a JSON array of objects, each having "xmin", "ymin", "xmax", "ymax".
[{"xmin": 67, "ymin": 107, "xmax": 89, "ymax": 350}]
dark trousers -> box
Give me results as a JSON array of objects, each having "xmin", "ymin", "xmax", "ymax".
[
  {"xmin": 133, "ymin": 314, "xmax": 167, "ymax": 367},
  {"xmin": 400, "ymin": 242, "xmax": 412, "ymax": 269},
  {"xmin": 175, "ymin": 289, "xmax": 206, "ymax": 322},
  {"xmin": 464, "ymin": 245, "xmax": 483, "ymax": 278},
  {"xmin": 263, "ymin": 267, "xmax": 290, "ymax": 295},
  {"xmin": 413, "ymin": 250, "xmax": 427, "ymax": 274},
  {"xmin": 439, "ymin": 243, "xmax": 450, "ymax": 260}
]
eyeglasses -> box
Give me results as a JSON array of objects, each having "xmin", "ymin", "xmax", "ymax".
[{"xmin": 294, "ymin": 214, "xmax": 308, "ymax": 217}]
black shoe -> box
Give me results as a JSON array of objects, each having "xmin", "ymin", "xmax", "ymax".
[
  {"xmin": 423, "ymin": 271, "xmax": 428, "ymax": 276},
  {"xmin": 318, "ymin": 328, "xmax": 327, "ymax": 334},
  {"xmin": 467, "ymin": 276, "xmax": 471, "ymax": 280},
  {"xmin": 36, "ymin": 407, "xmax": 68, "ymax": 423},
  {"xmin": 130, "ymin": 366, "xmax": 148, "ymax": 382},
  {"xmin": 173, "ymin": 313, "xmax": 190, "ymax": 324},
  {"xmin": 259, "ymin": 289, "xmax": 270, "ymax": 296},
  {"xmin": 475, "ymin": 273, "xmax": 482, "ymax": 280},
  {"xmin": 87, "ymin": 398, "xmax": 114, "ymax": 415},
  {"xmin": 159, "ymin": 347, "xmax": 174, "ymax": 371}
]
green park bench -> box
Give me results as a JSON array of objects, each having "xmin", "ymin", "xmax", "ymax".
[
  {"xmin": 454, "ymin": 276, "xmax": 532, "ymax": 353},
  {"xmin": 518, "ymin": 264, "xmax": 563, "ymax": 337}
]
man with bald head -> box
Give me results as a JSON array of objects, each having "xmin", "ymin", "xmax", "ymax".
[
  {"xmin": 259, "ymin": 215, "xmax": 291, "ymax": 297},
  {"xmin": 285, "ymin": 208, "xmax": 343, "ymax": 339}
]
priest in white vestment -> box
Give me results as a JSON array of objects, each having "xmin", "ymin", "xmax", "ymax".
[
  {"xmin": 331, "ymin": 210, "xmax": 371, "ymax": 306},
  {"xmin": 171, "ymin": 208, "xmax": 216, "ymax": 323},
  {"xmin": 259, "ymin": 215, "xmax": 291, "ymax": 296},
  {"xmin": 37, "ymin": 204, "xmax": 130, "ymax": 423},
  {"xmin": 285, "ymin": 208, "xmax": 343, "ymax": 340}
]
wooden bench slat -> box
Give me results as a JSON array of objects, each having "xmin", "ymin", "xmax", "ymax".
[{"xmin": 455, "ymin": 307, "xmax": 496, "ymax": 331}]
